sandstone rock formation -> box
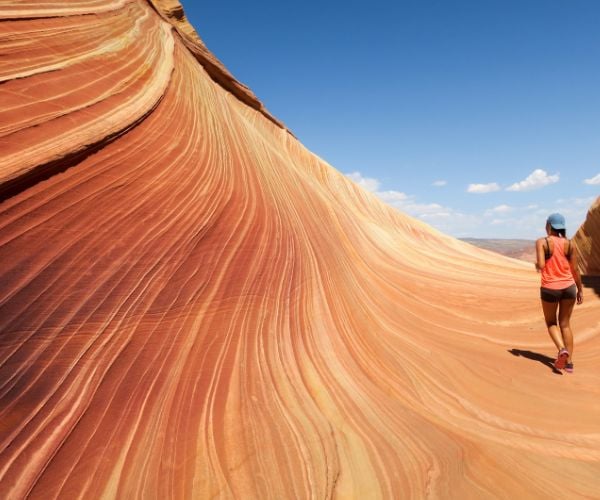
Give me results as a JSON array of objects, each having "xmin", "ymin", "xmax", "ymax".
[
  {"xmin": 573, "ymin": 196, "xmax": 600, "ymax": 276},
  {"xmin": 1, "ymin": 2, "xmax": 600, "ymax": 498}
]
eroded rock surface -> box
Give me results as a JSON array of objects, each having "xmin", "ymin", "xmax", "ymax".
[
  {"xmin": 574, "ymin": 197, "xmax": 600, "ymax": 276},
  {"xmin": 1, "ymin": 2, "xmax": 600, "ymax": 498}
]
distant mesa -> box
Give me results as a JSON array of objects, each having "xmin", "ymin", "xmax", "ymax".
[{"xmin": 460, "ymin": 238, "xmax": 536, "ymax": 263}]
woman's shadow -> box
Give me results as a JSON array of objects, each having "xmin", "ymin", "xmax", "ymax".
[{"xmin": 508, "ymin": 349, "xmax": 562, "ymax": 375}]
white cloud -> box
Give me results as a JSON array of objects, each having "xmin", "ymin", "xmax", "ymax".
[
  {"xmin": 432, "ymin": 180, "xmax": 447, "ymax": 187},
  {"xmin": 584, "ymin": 173, "xmax": 600, "ymax": 185},
  {"xmin": 379, "ymin": 193, "xmax": 449, "ymax": 218},
  {"xmin": 465, "ymin": 197, "xmax": 592, "ymax": 238},
  {"xmin": 571, "ymin": 196, "xmax": 595, "ymax": 207},
  {"xmin": 346, "ymin": 171, "xmax": 380, "ymax": 192},
  {"xmin": 552, "ymin": 196, "xmax": 595, "ymax": 208},
  {"xmin": 490, "ymin": 204, "xmax": 513, "ymax": 214},
  {"xmin": 345, "ymin": 172, "xmax": 452, "ymax": 218},
  {"xmin": 507, "ymin": 169, "xmax": 559, "ymax": 192},
  {"xmin": 378, "ymin": 190, "xmax": 409, "ymax": 203},
  {"xmin": 342, "ymin": 172, "xmax": 592, "ymax": 238},
  {"xmin": 467, "ymin": 182, "xmax": 501, "ymax": 194},
  {"xmin": 511, "ymin": 197, "xmax": 594, "ymax": 238},
  {"xmin": 421, "ymin": 212, "xmax": 451, "ymax": 218},
  {"xmin": 484, "ymin": 204, "xmax": 514, "ymax": 217},
  {"xmin": 403, "ymin": 202, "xmax": 449, "ymax": 218}
]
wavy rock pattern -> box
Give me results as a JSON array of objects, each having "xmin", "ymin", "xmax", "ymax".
[
  {"xmin": 1, "ymin": 2, "xmax": 600, "ymax": 498},
  {"xmin": 574, "ymin": 197, "xmax": 600, "ymax": 276}
]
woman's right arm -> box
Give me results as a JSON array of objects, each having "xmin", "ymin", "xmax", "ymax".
[
  {"xmin": 535, "ymin": 238, "xmax": 546, "ymax": 272},
  {"xmin": 568, "ymin": 242, "xmax": 583, "ymax": 304}
]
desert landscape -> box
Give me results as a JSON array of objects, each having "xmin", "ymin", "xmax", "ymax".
[
  {"xmin": 1, "ymin": 1, "xmax": 599, "ymax": 498},
  {"xmin": 459, "ymin": 239, "xmax": 536, "ymax": 262}
]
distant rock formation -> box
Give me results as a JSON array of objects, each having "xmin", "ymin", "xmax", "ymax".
[
  {"xmin": 573, "ymin": 197, "xmax": 600, "ymax": 275},
  {"xmin": 1, "ymin": 2, "xmax": 600, "ymax": 498},
  {"xmin": 460, "ymin": 238, "xmax": 536, "ymax": 263}
]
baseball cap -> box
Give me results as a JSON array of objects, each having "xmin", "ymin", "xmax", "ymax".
[{"xmin": 546, "ymin": 213, "xmax": 566, "ymax": 230}]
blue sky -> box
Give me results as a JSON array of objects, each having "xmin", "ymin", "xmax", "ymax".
[{"xmin": 180, "ymin": 0, "xmax": 599, "ymax": 238}]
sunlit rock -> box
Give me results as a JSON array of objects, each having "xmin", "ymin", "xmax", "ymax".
[
  {"xmin": 574, "ymin": 197, "xmax": 600, "ymax": 276},
  {"xmin": 1, "ymin": 2, "xmax": 600, "ymax": 498}
]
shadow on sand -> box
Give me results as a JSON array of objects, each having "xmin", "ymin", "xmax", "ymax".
[{"xmin": 508, "ymin": 349, "xmax": 562, "ymax": 375}]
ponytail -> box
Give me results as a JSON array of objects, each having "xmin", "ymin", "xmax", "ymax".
[{"xmin": 556, "ymin": 228, "xmax": 566, "ymax": 238}]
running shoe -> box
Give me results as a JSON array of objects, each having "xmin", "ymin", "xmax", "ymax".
[{"xmin": 554, "ymin": 348, "xmax": 569, "ymax": 370}]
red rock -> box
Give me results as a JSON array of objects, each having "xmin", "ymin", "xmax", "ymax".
[
  {"xmin": 574, "ymin": 196, "xmax": 600, "ymax": 275},
  {"xmin": 1, "ymin": 2, "xmax": 600, "ymax": 498}
]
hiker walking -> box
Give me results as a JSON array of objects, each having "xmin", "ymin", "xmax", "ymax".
[{"xmin": 535, "ymin": 213, "xmax": 583, "ymax": 372}]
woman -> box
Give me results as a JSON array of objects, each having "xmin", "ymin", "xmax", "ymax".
[{"xmin": 535, "ymin": 213, "xmax": 583, "ymax": 373}]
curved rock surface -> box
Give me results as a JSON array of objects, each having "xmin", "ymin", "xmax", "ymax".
[
  {"xmin": 1, "ymin": 2, "xmax": 600, "ymax": 498},
  {"xmin": 574, "ymin": 196, "xmax": 600, "ymax": 276}
]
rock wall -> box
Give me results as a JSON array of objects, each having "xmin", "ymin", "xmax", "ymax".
[
  {"xmin": 1, "ymin": 2, "xmax": 600, "ymax": 498},
  {"xmin": 573, "ymin": 197, "xmax": 600, "ymax": 275}
]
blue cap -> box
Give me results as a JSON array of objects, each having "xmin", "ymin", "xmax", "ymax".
[{"xmin": 547, "ymin": 213, "xmax": 566, "ymax": 230}]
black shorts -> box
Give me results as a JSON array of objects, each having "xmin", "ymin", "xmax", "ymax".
[{"xmin": 540, "ymin": 284, "xmax": 577, "ymax": 303}]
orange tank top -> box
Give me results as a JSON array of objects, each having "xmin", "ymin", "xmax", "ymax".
[{"xmin": 541, "ymin": 235, "xmax": 575, "ymax": 290}]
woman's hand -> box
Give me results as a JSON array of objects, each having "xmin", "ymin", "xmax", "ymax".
[{"xmin": 577, "ymin": 289, "xmax": 583, "ymax": 305}]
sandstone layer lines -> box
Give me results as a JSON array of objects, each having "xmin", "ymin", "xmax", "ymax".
[
  {"xmin": 0, "ymin": 2, "xmax": 174, "ymax": 200},
  {"xmin": 1, "ymin": 2, "xmax": 600, "ymax": 499},
  {"xmin": 574, "ymin": 196, "xmax": 600, "ymax": 276},
  {"xmin": 0, "ymin": 1, "xmax": 130, "ymax": 19}
]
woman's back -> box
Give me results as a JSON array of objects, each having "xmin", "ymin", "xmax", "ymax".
[
  {"xmin": 536, "ymin": 213, "xmax": 583, "ymax": 373},
  {"xmin": 541, "ymin": 235, "xmax": 575, "ymax": 290}
]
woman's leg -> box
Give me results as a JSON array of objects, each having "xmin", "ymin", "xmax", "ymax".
[
  {"xmin": 541, "ymin": 299, "xmax": 563, "ymax": 350},
  {"xmin": 558, "ymin": 298, "xmax": 576, "ymax": 362}
]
